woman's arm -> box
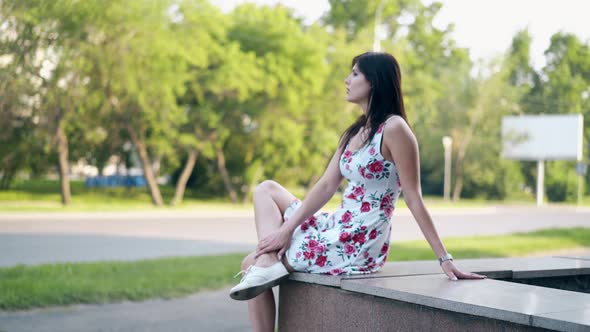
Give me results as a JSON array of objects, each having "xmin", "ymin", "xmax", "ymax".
[
  {"xmin": 382, "ymin": 116, "xmax": 486, "ymax": 280},
  {"xmin": 281, "ymin": 145, "xmax": 344, "ymax": 233},
  {"xmin": 382, "ymin": 118, "xmax": 448, "ymax": 257}
]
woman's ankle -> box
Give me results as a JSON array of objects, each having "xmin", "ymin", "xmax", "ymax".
[{"xmin": 255, "ymin": 253, "xmax": 279, "ymax": 268}]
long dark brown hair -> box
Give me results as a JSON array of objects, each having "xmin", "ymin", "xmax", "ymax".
[{"xmin": 339, "ymin": 52, "xmax": 408, "ymax": 151}]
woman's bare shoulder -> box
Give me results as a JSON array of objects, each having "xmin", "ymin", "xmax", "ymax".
[{"xmin": 383, "ymin": 115, "xmax": 413, "ymax": 139}]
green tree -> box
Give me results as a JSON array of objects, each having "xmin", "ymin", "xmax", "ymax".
[
  {"xmin": 531, "ymin": 33, "xmax": 590, "ymax": 201},
  {"xmin": 185, "ymin": 3, "xmax": 332, "ymax": 202},
  {"xmin": 1, "ymin": 0, "xmax": 102, "ymax": 204},
  {"xmin": 79, "ymin": 0, "xmax": 192, "ymax": 206}
]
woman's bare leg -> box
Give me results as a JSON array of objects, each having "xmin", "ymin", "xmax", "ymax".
[
  {"xmin": 239, "ymin": 252, "xmax": 274, "ymax": 332},
  {"xmin": 245, "ymin": 180, "xmax": 298, "ymax": 332},
  {"xmin": 252, "ymin": 180, "xmax": 297, "ymax": 267},
  {"xmin": 241, "ymin": 252, "xmax": 297, "ymax": 332}
]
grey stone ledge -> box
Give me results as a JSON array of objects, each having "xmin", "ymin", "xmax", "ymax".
[
  {"xmin": 342, "ymin": 275, "xmax": 590, "ymax": 330},
  {"xmin": 532, "ymin": 307, "xmax": 590, "ymax": 332},
  {"xmin": 286, "ymin": 256, "xmax": 590, "ymax": 331}
]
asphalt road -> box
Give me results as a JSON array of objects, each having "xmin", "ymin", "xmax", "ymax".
[{"xmin": 0, "ymin": 206, "xmax": 588, "ymax": 267}]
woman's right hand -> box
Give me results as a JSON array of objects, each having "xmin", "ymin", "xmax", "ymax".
[
  {"xmin": 441, "ymin": 260, "xmax": 487, "ymax": 281},
  {"xmin": 255, "ymin": 227, "xmax": 292, "ymax": 261}
]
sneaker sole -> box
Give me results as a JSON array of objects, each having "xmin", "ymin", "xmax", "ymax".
[{"xmin": 229, "ymin": 273, "xmax": 290, "ymax": 301}]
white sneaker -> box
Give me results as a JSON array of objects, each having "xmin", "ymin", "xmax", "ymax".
[{"xmin": 229, "ymin": 262, "xmax": 290, "ymax": 301}]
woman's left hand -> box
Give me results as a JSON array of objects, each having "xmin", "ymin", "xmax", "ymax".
[
  {"xmin": 441, "ymin": 260, "xmax": 487, "ymax": 281},
  {"xmin": 255, "ymin": 228, "xmax": 292, "ymax": 261}
]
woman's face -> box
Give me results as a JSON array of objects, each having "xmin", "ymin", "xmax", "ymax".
[{"xmin": 344, "ymin": 64, "xmax": 371, "ymax": 105}]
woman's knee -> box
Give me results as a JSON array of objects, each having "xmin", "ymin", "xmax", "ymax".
[
  {"xmin": 253, "ymin": 180, "xmax": 296, "ymax": 212},
  {"xmin": 254, "ymin": 180, "xmax": 280, "ymax": 198}
]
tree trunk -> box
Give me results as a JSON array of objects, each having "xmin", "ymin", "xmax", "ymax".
[
  {"xmin": 152, "ymin": 154, "xmax": 162, "ymax": 179},
  {"xmin": 452, "ymin": 149, "xmax": 465, "ymax": 202},
  {"xmin": 0, "ymin": 168, "xmax": 15, "ymax": 190},
  {"xmin": 171, "ymin": 149, "xmax": 199, "ymax": 206},
  {"xmin": 215, "ymin": 143, "xmax": 238, "ymax": 203},
  {"xmin": 0, "ymin": 153, "xmax": 15, "ymax": 190},
  {"xmin": 452, "ymin": 132, "xmax": 473, "ymax": 202},
  {"xmin": 126, "ymin": 124, "xmax": 164, "ymax": 206},
  {"xmin": 56, "ymin": 122, "xmax": 72, "ymax": 205}
]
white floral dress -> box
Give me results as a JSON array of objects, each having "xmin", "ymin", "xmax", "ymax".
[{"xmin": 284, "ymin": 122, "xmax": 402, "ymax": 275}]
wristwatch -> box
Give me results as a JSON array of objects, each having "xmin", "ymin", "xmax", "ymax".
[{"xmin": 438, "ymin": 253, "xmax": 454, "ymax": 265}]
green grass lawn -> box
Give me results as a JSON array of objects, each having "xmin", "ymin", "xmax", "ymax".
[
  {"xmin": 1, "ymin": 227, "xmax": 588, "ymax": 311},
  {"xmin": 3, "ymin": 178, "xmax": 581, "ymax": 212},
  {"xmin": 0, "ymin": 179, "xmax": 256, "ymax": 212}
]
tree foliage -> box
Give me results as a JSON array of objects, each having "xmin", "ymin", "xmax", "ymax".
[{"xmin": 2, "ymin": 0, "xmax": 588, "ymax": 204}]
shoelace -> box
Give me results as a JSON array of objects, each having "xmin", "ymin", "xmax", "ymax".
[{"xmin": 233, "ymin": 265, "xmax": 254, "ymax": 283}]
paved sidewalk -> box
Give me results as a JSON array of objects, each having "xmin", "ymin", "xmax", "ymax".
[{"xmin": 0, "ymin": 286, "xmax": 260, "ymax": 332}]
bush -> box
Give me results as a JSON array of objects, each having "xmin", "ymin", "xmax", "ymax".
[{"xmin": 545, "ymin": 161, "xmax": 578, "ymax": 202}]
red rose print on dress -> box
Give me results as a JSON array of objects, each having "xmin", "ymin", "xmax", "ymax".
[
  {"xmin": 300, "ymin": 222, "xmax": 309, "ymax": 232},
  {"xmin": 341, "ymin": 211, "xmax": 352, "ymax": 223},
  {"xmin": 361, "ymin": 202, "xmax": 371, "ymax": 212},
  {"xmin": 347, "ymin": 186, "xmax": 364, "ymax": 201},
  {"xmin": 308, "ymin": 216, "xmax": 317, "ymax": 227},
  {"xmin": 368, "ymin": 161, "xmax": 384, "ymax": 173},
  {"xmin": 381, "ymin": 242, "xmax": 389, "ymax": 255},
  {"xmin": 330, "ymin": 268, "xmax": 344, "ymax": 275},
  {"xmin": 353, "ymin": 186, "xmax": 364, "ymax": 197},
  {"xmin": 380, "ymin": 194, "xmax": 392, "ymax": 209},
  {"xmin": 307, "ymin": 239, "xmax": 319, "ymax": 250},
  {"xmin": 352, "ymin": 232, "xmax": 366, "ymax": 244},
  {"xmin": 303, "ymin": 251, "xmax": 315, "ymax": 260},
  {"xmin": 315, "ymin": 255, "xmax": 327, "ymax": 267},
  {"xmin": 384, "ymin": 207, "xmax": 393, "ymax": 218},
  {"xmin": 344, "ymin": 243, "xmax": 356, "ymax": 255},
  {"xmin": 363, "ymin": 251, "xmax": 370, "ymax": 258},
  {"xmin": 339, "ymin": 232, "xmax": 352, "ymax": 242},
  {"xmin": 369, "ymin": 147, "xmax": 376, "ymax": 155},
  {"xmin": 314, "ymin": 244, "xmax": 326, "ymax": 254},
  {"xmin": 369, "ymin": 229, "xmax": 377, "ymax": 240}
]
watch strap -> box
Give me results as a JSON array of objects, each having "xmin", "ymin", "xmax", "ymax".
[{"xmin": 438, "ymin": 253, "xmax": 454, "ymax": 265}]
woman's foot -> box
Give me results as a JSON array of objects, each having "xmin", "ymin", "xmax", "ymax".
[{"xmin": 229, "ymin": 261, "xmax": 289, "ymax": 301}]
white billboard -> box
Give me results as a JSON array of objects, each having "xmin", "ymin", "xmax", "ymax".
[{"xmin": 501, "ymin": 114, "xmax": 583, "ymax": 161}]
